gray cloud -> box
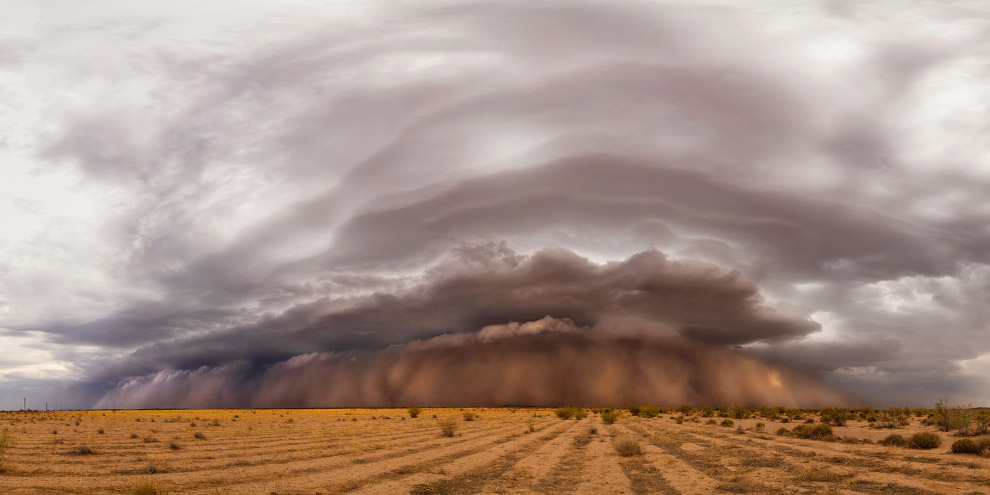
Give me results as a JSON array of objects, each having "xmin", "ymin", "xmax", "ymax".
[{"xmin": 1, "ymin": 0, "xmax": 989, "ymax": 409}]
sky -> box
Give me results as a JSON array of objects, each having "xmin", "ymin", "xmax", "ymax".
[{"xmin": 1, "ymin": 0, "xmax": 989, "ymax": 410}]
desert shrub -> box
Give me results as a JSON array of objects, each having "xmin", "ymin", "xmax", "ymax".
[
  {"xmin": 677, "ymin": 404, "xmax": 694, "ymax": 416},
  {"xmin": 130, "ymin": 483, "xmax": 166, "ymax": 495},
  {"xmin": 820, "ymin": 407, "xmax": 851, "ymax": 426},
  {"xmin": 589, "ymin": 426, "xmax": 598, "ymax": 435},
  {"xmin": 601, "ymin": 410, "xmax": 620, "ymax": 425},
  {"xmin": 971, "ymin": 410, "xmax": 990, "ymax": 435},
  {"xmin": 707, "ymin": 419, "xmax": 717, "ymax": 425},
  {"xmin": 908, "ymin": 432, "xmax": 941, "ymax": 449},
  {"xmin": 792, "ymin": 424, "xmax": 834, "ymax": 441},
  {"xmin": 194, "ymin": 432, "xmax": 206, "ymax": 440},
  {"xmin": 144, "ymin": 436, "xmax": 158, "ymax": 443},
  {"xmin": 574, "ymin": 408, "xmax": 587, "ymax": 420},
  {"xmin": 639, "ymin": 407, "xmax": 662, "ymax": 418},
  {"xmin": 439, "ymin": 418, "xmax": 458, "ymax": 437},
  {"xmin": 628, "ymin": 406, "xmax": 642, "ymax": 416},
  {"xmin": 129, "ymin": 433, "xmax": 139, "ymax": 439},
  {"xmin": 462, "ymin": 412, "xmax": 474, "ymax": 421},
  {"xmin": 720, "ymin": 419, "xmax": 734, "ymax": 427},
  {"xmin": 168, "ymin": 441, "xmax": 181, "ymax": 450},
  {"xmin": 525, "ymin": 419, "xmax": 536, "ymax": 432},
  {"xmin": 97, "ymin": 428, "xmax": 105, "ymax": 434},
  {"xmin": 754, "ymin": 422, "xmax": 766, "ymax": 433},
  {"xmin": 700, "ymin": 405, "xmax": 715, "ymax": 417},
  {"xmin": 879, "ymin": 433, "xmax": 907, "ymax": 446},
  {"xmin": 951, "ymin": 438, "xmax": 979, "ymax": 454},
  {"xmin": 676, "ymin": 419, "xmax": 683, "ymax": 424},
  {"xmin": 408, "ymin": 407, "xmax": 422, "ymax": 418},
  {"xmin": 68, "ymin": 445, "xmax": 97, "ymax": 455},
  {"xmin": 934, "ymin": 400, "xmax": 972, "ymax": 432},
  {"xmin": 614, "ymin": 436, "xmax": 641, "ymax": 456},
  {"xmin": 554, "ymin": 408, "xmax": 574, "ymax": 420}
]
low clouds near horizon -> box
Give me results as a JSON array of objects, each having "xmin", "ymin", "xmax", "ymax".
[{"xmin": 1, "ymin": 0, "xmax": 989, "ymax": 409}]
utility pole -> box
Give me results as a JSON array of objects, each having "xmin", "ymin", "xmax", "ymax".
[
  {"xmin": 23, "ymin": 397, "xmax": 27, "ymax": 411},
  {"xmin": 46, "ymin": 402, "xmax": 48, "ymax": 412}
]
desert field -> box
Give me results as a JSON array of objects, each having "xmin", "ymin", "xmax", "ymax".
[{"xmin": 0, "ymin": 407, "xmax": 988, "ymax": 495}]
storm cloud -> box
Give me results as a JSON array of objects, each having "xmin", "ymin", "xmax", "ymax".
[{"xmin": 1, "ymin": 0, "xmax": 989, "ymax": 409}]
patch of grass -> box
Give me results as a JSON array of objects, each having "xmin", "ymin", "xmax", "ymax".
[{"xmin": 614, "ymin": 436, "xmax": 642, "ymax": 457}]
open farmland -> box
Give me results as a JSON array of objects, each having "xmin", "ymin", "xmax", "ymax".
[{"xmin": 1, "ymin": 408, "xmax": 989, "ymax": 495}]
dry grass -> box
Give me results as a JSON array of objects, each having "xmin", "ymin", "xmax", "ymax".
[{"xmin": 0, "ymin": 407, "xmax": 987, "ymax": 495}]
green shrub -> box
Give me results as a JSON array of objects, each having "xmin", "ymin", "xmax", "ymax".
[
  {"xmin": 554, "ymin": 408, "xmax": 574, "ymax": 420},
  {"xmin": 706, "ymin": 419, "xmax": 717, "ymax": 425},
  {"xmin": 776, "ymin": 427, "xmax": 790, "ymax": 436},
  {"xmin": 720, "ymin": 419, "xmax": 734, "ymax": 428},
  {"xmin": 879, "ymin": 433, "xmax": 907, "ymax": 446},
  {"xmin": 462, "ymin": 412, "xmax": 475, "ymax": 421},
  {"xmin": 628, "ymin": 406, "xmax": 642, "ymax": 416},
  {"xmin": 574, "ymin": 409, "xmax": 587, "ymax": 420},
  {"xmin": 908, "ymin": 432, "xmax": 941, "ymax": 449},
  {"xmin": 754, "ymin": 422, "xmax": 766, "ymax": 433},
  {"xmin": 601, "ymin": 410, "xmax": 620, "ymax": 425},
  {"xmin": 408, "ymin": 407, "xmax": 422, "ymax": 418}
]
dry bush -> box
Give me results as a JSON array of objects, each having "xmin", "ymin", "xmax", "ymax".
[
  {"xmin": 407, "ymin": 407, "xmax": 422, "ymax": 418},
  {"xmin": 194, "ymin": 432, "xmax": 206, "ymax": 440},
  {"xmin": 525, "ymin": 418, "xmax": 536, "ymax": 432},
  {"xmin": 68, "ymin": 445, "xmax": 97, "ymax": 455},
  {"xmin": 908, "ymin": 432, "xmax": 941, "ymax": 449},
  {"xmin": 879, "ymin": 433, "xmax": 907, "ymax": 446},
  {"xmin": 168, "ymin": 441, "xmax": 181, "ymax": 450},
  {"xmin": 754, "ymin": 422, "xmax": 766, "ymax": 433},
  {"xmin": 573, "ymin": 408, "xmax": 587, "ymax": 420},
  {"xmin": 720, "ymin": 419, "xmax": 734, "ymax": 428},
  {"xmin": 639, "ymin": 407, "xmax": 662, "ymax": 418},
  {"xmin": 438, "ymin": 418, "xmax": 458, "ymax": 437},
  {"xmin": 792, "ymin": 424, "xmax": 834, "ymax": 441},
  {"xmin": 614, "ymin": 436, "xmax": 641, "ymax": 457},
  {"xmin": 553, "ymin": 408, "xmax": 576, "ymax": 420},
  {"xmin": 934, "ymin": 400, "xmax": 972, "ymax": 433},
  {"xmin": 130, "ymin": 483, "xmax": 167, "ymax": 495},
  {"xmin": 462, "ymin": 412, "xmax": 475, "ymax": 421},
  {"xmin": 952, "ymin": 438, "xmax": 979, "ymax": 454},
  {"xmin": 601, "ymin": 410, "xmax": 620, "ymax": 425}
]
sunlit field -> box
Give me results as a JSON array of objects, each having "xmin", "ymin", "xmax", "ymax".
[{"xmin": 1, "ymin": 406, "xmax": 988, "ymax": 495}]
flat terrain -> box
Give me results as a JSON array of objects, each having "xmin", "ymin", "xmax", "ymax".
[{"xmin": 1, "ymin": 408, "xmax": 988, "ymax": 494}]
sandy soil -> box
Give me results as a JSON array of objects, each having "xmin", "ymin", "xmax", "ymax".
[{"xmin": 1, "ymin": 409, "xmax": 988, "ymax": 494}]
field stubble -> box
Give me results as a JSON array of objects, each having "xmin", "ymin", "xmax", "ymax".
[{"xmin": 0, "ymin": 408, "xmax": 988, "ymax": 494}]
